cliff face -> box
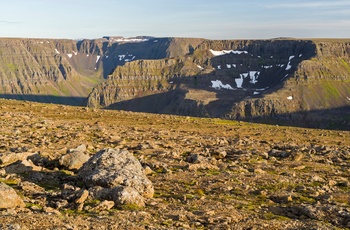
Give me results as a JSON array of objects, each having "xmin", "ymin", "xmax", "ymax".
[
  {"xmin": 0, "ymin": 38, "xmax": 103, "ymax": 105},
  {"xmin": 227, "ymin": 40, "xmax": 350, "ymax": 128},
  {"xmin": 1, "ymin": 37, "xmax": 350, "ymax": 128},
  {"xmin": 86, "ymin": 38, "xmax": 350, "ymax": 129},
  {"xmin": 0, "ymin": 37, "xmax": 201, "ymax": 105}
]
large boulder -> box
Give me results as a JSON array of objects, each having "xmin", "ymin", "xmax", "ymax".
[
  {"xmin": 78, "ymin": 148, "xmax": 154, "ymax": 206},
  {"xmin": 0, "ymin": 182, "xmax": 25, "ymax": 209}
]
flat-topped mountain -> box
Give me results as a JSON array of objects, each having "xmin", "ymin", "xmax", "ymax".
[{"xmin": 0, "ymin": 37, "xmax": 349, "ymax": 129}]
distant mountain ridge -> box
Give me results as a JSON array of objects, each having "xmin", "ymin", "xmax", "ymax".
[{"xmin": 0, "ymin": 37, "xmax": 349, "ymax": 129}]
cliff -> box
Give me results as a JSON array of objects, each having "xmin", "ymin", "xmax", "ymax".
[
  {"xmin": 1, "ymin": 37, "xmax": 349, "ymax": 129},
  {"xmin": 86, "ymin": 38, "xmax": 350, "ymax": 129}
]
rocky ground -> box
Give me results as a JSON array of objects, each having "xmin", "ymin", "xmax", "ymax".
[{"xmin": 0, "ymin": 98, "xmax": 350, "ymax": 229}]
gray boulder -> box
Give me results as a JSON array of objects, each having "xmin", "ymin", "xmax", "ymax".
[
  {"xmin": 111, "ymin": 186, "xmax": 145, "ymax": 207},
  {"xmin": 0, "ymin": 182, "xmax": 25, "ymax": 209},
  {"xmin": 78, "ymin": 148, "xmax": 154, "ymax": 206},
  {"xmin": 59, "ymin": 151, "xmax": 90, "ymax": 170}
]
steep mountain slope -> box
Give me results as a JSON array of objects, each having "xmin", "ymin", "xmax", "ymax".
[
  {"xmin": 86, "ymin": 38, "xmax": 350, "ymax": 129},
  {"xmin": 1, "ymin": 37, "xmax": 349, "ymax": 129},
  {"xmin": 0, "ymin": 37, "xmax": 203, "ymax": 105}
]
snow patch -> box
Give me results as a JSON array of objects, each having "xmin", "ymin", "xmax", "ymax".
[
  {"xmin": 249, "ymin": 71, "xmax": 260, "ymax": 84},
  {"xmin": 96, "ymin": 55, "xmax": 101, "ymax": 63},
  {"xmin": 299, "ymin": 54, "xmax": 303, "ymax": 57},
  {"xmin": 217, "ymin": 65, "xmax": 221, "ymax": 70},
  {"xmin": 73, "ymin": 51, "xmax": 78, "ymax": 56},
  {"xmin": 253, "ymin": 92, "xmax": 260, "ymax": 95},
  {"xmin": 286, "ymin": 55, "xmax": 295, "ymax": 70},
  {"xmin": 211, "ymin": 80, "xmax": 233, "ymax": 90},
  {"xmin": 115, "ymin": 38, "xmax": 149, "ymax": 43},
  {"xmin": 106, "ymin": 55, "xmax": 109, "ymax": 59},
  {"xmin": 241, "ymin": 73, "xmax": 249, "ymax": 78},
  {"xmin": 287, "ymin": 96, "xmax": 293, "ymax": 100},
  {"xmin": 118, "ymin": 55, "xmax": 126, "ymax": 61},
  {"xmin": 209, "ymin": 49, "xmax": 248, "ymax": 56},
  {"xmin": 235, "ymin": 76, "xmax": 243, "ymax": 88},
  {"xmin": 55, "ymin": 49, "xmax": 60, "ymax": 54},
  {"xmin": 263, "ymin": 65, "xmax": 273, "ymax": 69},
  {"xmin": 67, "ymin": 53, "xmax": 73, "ymax": 58},
  {"xmin": 197, "ymin": 65, "xmax": 204, "ymax": 70},
  {"xmin": 226, "ymin": 64, "xmax": 232, "ymax": 69},
  {"xmin": 153, "ymin": 40, "xmax": 158, "ymax": 43},
  {"xmin": 232, "ymin": 64, "xmax": 237, "ymax": 68},
  {"xmin": 281, "ymin": 74, "xmax": 289, "ymax": 81},
  {"xmin": 256, "ymin": 87, "xmax": 269, "ymax": 91},
  {"xmin": 347, "ymin": 97, "xmax": 350, "ymax": 101}
]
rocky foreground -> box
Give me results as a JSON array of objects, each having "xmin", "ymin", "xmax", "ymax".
[{"xmin": 0, "ymin": 98, "xmax": 349, "ymax": 230}]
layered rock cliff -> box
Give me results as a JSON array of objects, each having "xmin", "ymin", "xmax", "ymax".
[
  {"xmin": 1, "ymin": 37, "xmax": 349, "ymax": 128},
  {"xmin": 86, "ymin": 38, "xmax": 350, "ymax": 129}
]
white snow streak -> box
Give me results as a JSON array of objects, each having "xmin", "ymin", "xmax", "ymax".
[
  {"xmin": 211, "ymin": 80, "xmax": 233, "ymax": 90},
  {"xmin": 96, "ymin": 55, "xmax": 101, "ymax": 63},
  {"xmin": 286, "ymin": 55, "xmax": 295, "ymax": 70},
  {"xmin": 197, "ymin": 65, "xmax": 204, "ymax": 70},
  {"xmin": 210, "ymin": 49, "xmax": 248, "ymax": 56},
  {"xmin": 287, "ymin": 96, "xmax": 293, "ymax": 100},
  {"xmin": 235, "ymin": 76, "xmax": 243, "ymax": 88},
  {"xmin": 67, "ymin": 53, "xmax": 73, "ymax": 58},
  {"xmin": 55, "ymin": 49, "xmax": 60, "ymax": 54}
]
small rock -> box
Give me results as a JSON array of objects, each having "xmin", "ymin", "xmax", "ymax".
[
  {"xmin": 0, "ymin": 182, "xmax": 25, "ymax": 209},
  {"xmin": 143, "ymin": 166, "xmax": 154, "ymax": 175},
  {"xmin": 254, "ymin": 168, "xmax": 266, "ymax": 174},
  {"xmin": 59, "ymin": 151, "xmax": 90, "ymax": 170},
  {"xmin": 92, "ymin": 200, "xmax": 115, "ymax": 211},
  {"xmin": 74, "ymin": 189, "xmax": 89, "ymax": 204}
]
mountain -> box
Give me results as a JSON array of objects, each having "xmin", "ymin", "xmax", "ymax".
[{"xmin": 0, "ymin": 37, "xmax": 349, "ymax": 129}]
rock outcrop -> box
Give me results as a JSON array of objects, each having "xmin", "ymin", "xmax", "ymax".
[{"xmin": 78, "ymin": 148, "xmax": 154, "ymax": 206}]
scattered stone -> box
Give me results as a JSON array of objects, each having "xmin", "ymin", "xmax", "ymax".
[
  {"xmin": 59, "ymin": 151, "xmax": 90, "ymax": 170},
  {"xmin": 4, "ymin": 159, "xmax": 43, "ymax": 174},
  {"xmin": 74, "ymin": 189, "xmax": 89, "ymax": 204},
  {"xmin": 0, "ymin": 152, "xmax": 37, "ymax": 166},
  {"xmin": 92, "ymin": 200, "xmax": 115, "ymax": 211},
  {"xmin": 0, "ymin": 182, "xmax": 25, "ymax": 209}
]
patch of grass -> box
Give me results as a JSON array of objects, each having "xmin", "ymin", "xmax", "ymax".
[
  {"xmin": 340, "ymin": 58, "xmax": 350, "ymax": 72},
  {"xmin": 0, "ymin": 178, "xmax": 19, "ymax": 186},
  {"xmin": 321, "ymin": 81, "xmax": 340, "ymax": 99},
  {"xmin": 264, "ymin": 212, "xmax": 290, "ymax": 221},
  {"xmin": 296, "ymin": 195, "xmax": 316, "ymax": 204},
  {"xmin": 84, "ymin": 199, "xmax": 101, "ymax": 206},
  {"xmin": 119, "ymin": 204, "xmax": 143, "ymax": 211},
  {"xmin": 25, "ymin": 203, "xmax": 43, "ymax": 210}
]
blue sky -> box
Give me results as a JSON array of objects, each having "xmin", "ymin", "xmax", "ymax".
[{"xmin": 1, "ymin": 0, "xmax": 350, "ymax": 39}]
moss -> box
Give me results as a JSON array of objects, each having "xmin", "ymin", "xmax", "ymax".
[
  {"xmin": 340, "ymin": 58, "xmax": 350, "ymax": 72},
  {"xmin": 321, "ymin": 81, "xmax": 340, "ymax": 99},
  {"xmin": 0, "ymin": 178, "xmax": 19, "ymax": 186},
  {"xmin": 119, "ymin": 204, "xmax": 143, "ymax": 211},
  {"xmin": 25, "ymin": 203, "xmax": 43, "ymax": 210},
  {"xmin": 264, "ymin": 212, "xmax": 290, "ymax": 221}
]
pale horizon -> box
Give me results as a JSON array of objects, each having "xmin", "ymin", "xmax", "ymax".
[{"xmin": 1, "ymin": 0, "xmax": 350, "ymax": 40}]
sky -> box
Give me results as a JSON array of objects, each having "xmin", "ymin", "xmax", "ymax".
[{"xmin": 1, "ymin": 0, "xmax": 350, "ymax": 39}]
